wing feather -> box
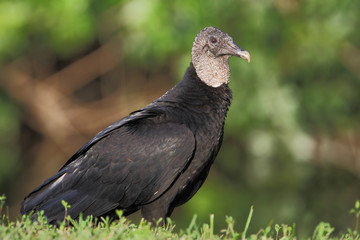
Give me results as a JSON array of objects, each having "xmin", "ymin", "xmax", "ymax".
[{"xmin": 22, "ymin": 119, "xmax": 195, "ymax": 222}]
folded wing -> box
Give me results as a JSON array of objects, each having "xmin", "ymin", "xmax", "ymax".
[{"xmin": 21, "ymin": 118, "xmax": 195, "ymax": 224}]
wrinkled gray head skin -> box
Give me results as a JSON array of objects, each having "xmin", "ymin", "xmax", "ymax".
[{"xmin": 192, "ymin": 26, "xmax": 250, "ymax": 87}]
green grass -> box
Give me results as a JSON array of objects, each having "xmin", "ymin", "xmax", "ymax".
[{"xmin": 1, "ymin": 195, "xmax": 359, "ymax": 239}]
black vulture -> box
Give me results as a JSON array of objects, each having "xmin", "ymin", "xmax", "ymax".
[{"xmin": 21, "ymin": 26, "xmax": 251, "ymax": 224}]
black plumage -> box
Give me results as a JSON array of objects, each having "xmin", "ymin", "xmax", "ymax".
[{"xmin": 21, "ymin": 26, "xmax": 251, "ymax": 224}]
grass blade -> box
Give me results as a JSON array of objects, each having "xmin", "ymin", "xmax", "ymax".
[{"xmin": 242, "ymin": 206, "xmax": 253, "ymax": 240}]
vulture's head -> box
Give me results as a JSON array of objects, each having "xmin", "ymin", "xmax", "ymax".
[{"xmin": 192, "ymin": 26, "xmax": 250, "ymax": 87}]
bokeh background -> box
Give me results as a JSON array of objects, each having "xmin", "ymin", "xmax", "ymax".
[{"xmin": 0, "ymin": 0, "xmax": 359, "ymax": 237}]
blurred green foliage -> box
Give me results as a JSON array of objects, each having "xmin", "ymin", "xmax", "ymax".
[
  {"xmin": 0, "ymin": 92, "xmax": 20, "ymax": 192},
  {"xmin": 0, "ymin": 0, "xmax": 359, "ymax": 237}
]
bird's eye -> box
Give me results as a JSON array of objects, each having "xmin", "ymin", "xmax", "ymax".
[{"xmin": 210, "ymin": 37, "xmax": 218, "ymax": 44}]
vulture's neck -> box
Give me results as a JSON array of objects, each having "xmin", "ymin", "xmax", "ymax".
[{"xmin": 191, "ymin": 47, "xmax": 231, "ymax": 88}]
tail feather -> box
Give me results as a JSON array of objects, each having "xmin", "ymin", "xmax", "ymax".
[
  {"xmin": 21, "ymin": 170, "xmax": 85, "ymax": 223},
  {"xmin": 22, "ymin": 172, "xmax": 68, "ymax": 214},
  {"xmin": 38, "ymin": 189, "xmax": 78, "ymax": 223},
  {"xmin": 21, "ymin": 173, "xmax": 121, "ymax": 224}
]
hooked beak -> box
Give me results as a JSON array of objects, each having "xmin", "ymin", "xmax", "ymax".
[
  {"xmin": 236, "ymin": 49, "xmax": 251, "ymax": 63},
  {"xmin": 219, "ymin": 40, "xmax": 251, "ymax": 63}
]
